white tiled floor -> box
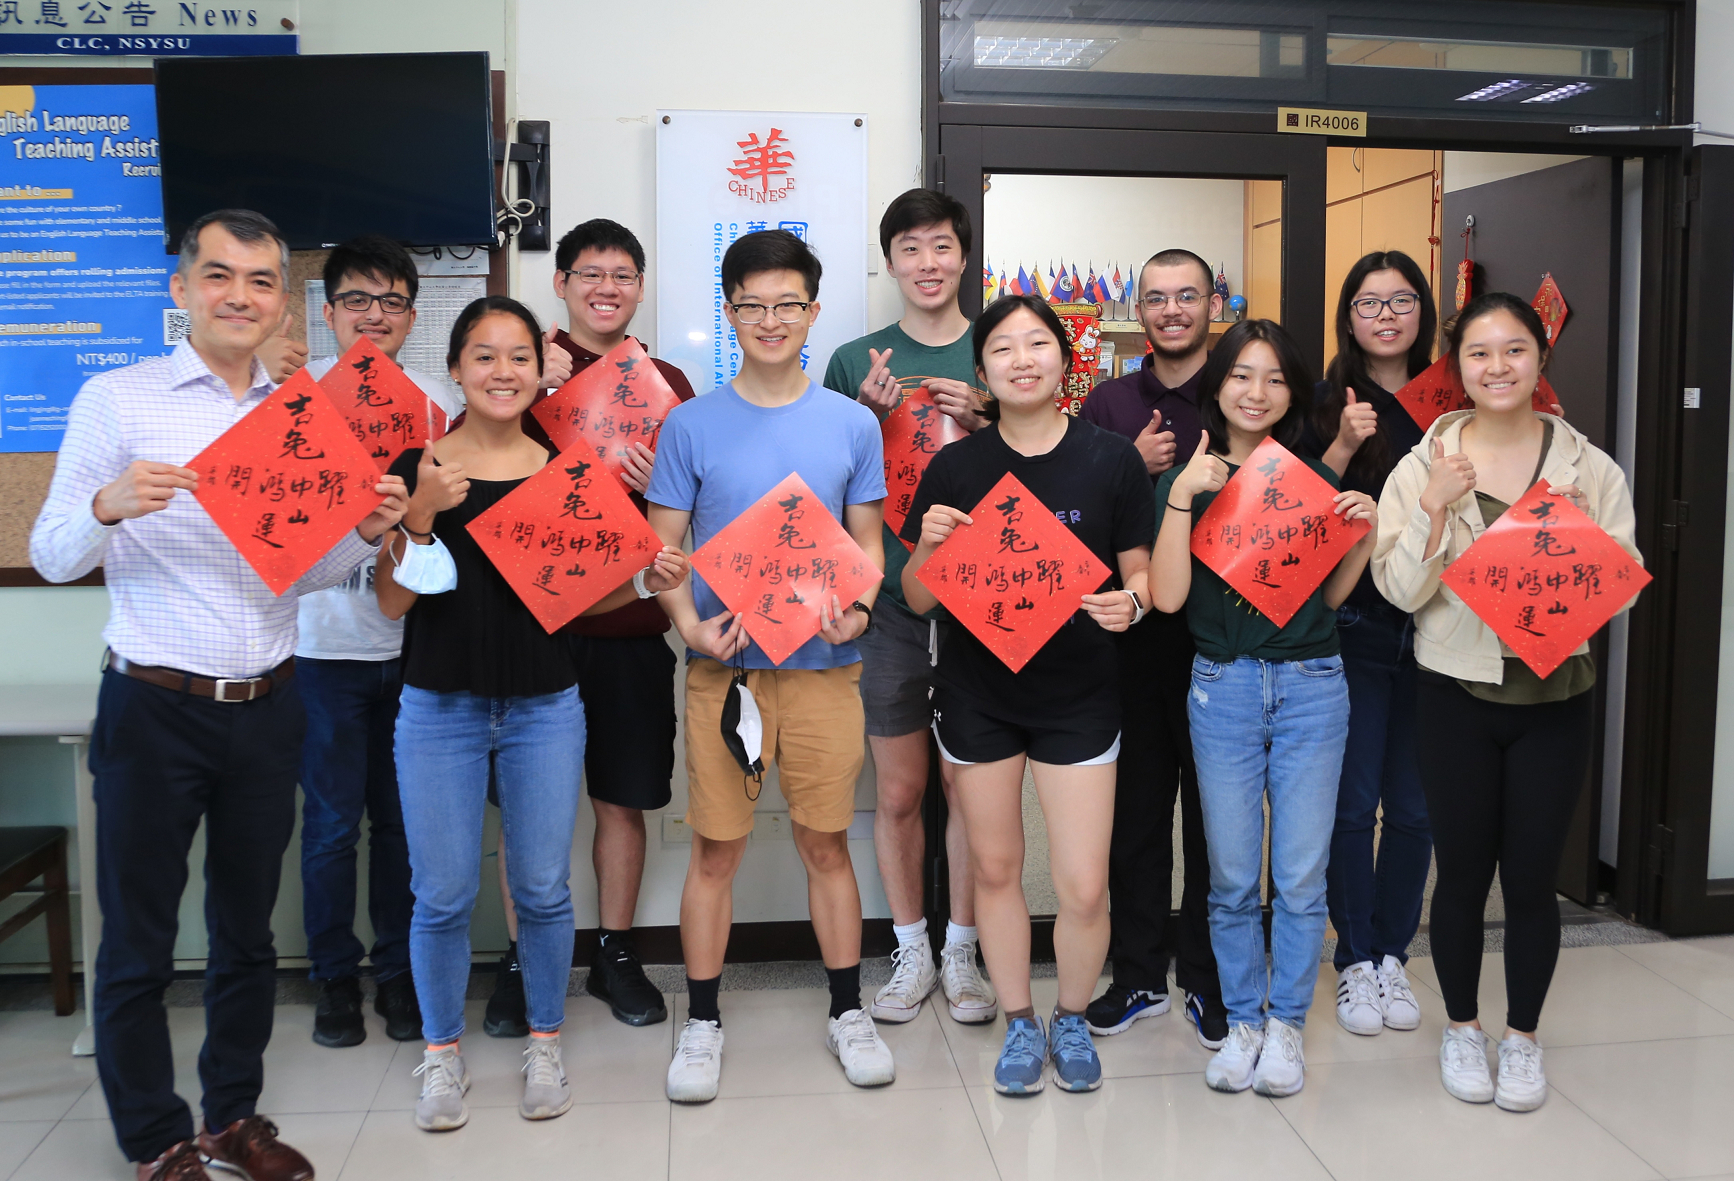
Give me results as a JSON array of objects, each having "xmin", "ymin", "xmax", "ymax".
[{"xmin": 4, "ymin": 937, "xmax": 1733, "ymax": 1180}]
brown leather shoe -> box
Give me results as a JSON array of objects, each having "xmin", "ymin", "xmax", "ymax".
[
  {"xmin": 136, "ymin": 1141, "xmax": 212, "ymax": 1181},
  {"xmin": 196, "ymin": 1117, "xmax": 313, "ymax": 1181}
]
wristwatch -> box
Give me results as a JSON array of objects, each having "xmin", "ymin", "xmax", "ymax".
[{"xmin": 851, "ymin": 600, "xmax": 874, "ymax": 633}]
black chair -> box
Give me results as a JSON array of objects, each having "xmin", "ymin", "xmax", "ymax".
[{"xmin": 0, "ymin": 827, "xmax": 75, "ymax": 1015}]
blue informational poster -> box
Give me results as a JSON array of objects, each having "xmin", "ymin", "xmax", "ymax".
[{"xmin": 0, "ymin": 83, "xmax": 174, "ymax": 452}]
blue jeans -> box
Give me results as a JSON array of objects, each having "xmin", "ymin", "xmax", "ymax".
[
  {"xmin": 298, "ymin": 657, "xmax": 413, "ymax": 982},
  {"xmin": 1327, "ymin": 605, "xmax": 1432, "ymax": 971},
  {"xmin": 396, "ymin": 685, "xmax": 584, "ymax": 1044},
  {"xmin": 1188, "ymin": 655, "xmax": 1349, "ymax": 1029}
]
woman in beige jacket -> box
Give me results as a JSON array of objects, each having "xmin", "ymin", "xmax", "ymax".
[{"xmin": 1372, "ymin": 292, "xmax": 1642, "ymax": 1116}]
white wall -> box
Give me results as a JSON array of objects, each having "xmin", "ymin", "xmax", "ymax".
[
  {"xmin": 982, "ymin": 173, "xmax": 1242, "ymax": 307},
  {"xmin": 1441, "ymin": 152, "xmax": 1588, "ymax": 194}
]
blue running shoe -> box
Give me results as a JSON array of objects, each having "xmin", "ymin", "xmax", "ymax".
[
  {"xmin": 993, "ymin": 1016, "xmax": 1047, "ymax": 1095},
  {"xmin": 1048, "ymin": 1011, "xmax": 1103, "ymax": 1092}
]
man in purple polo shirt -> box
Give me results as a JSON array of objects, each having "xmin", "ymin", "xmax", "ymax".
[{"xmin": 1079, "ymin": 248, "xmax": 1228, "ymax": 1049}]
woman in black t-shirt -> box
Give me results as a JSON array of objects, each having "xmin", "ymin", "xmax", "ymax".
[
  {"xmin": 901, "ymin": 294, "xmax": 1154, "ymax": 1097},
  {"xmin": 376, "ymin": 297, "xmax": 685, "ymax": 1134}
]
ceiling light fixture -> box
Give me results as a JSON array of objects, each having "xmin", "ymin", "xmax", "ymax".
[
  {"xmin": 1457, "ymin": 78, "xmax": 1534, "ymax": 101},
  {"xmin": 1522, "ymin": 82, "xmax": 1595, "ymax": 103},
  {"xmin": 973, "ymin": 35, "xmax": 1117, "ymax": 69}
]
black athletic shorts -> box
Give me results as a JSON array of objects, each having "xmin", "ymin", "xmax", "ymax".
[
  {"xmin": 569, "ymin": 633, "xmax": 678, "ymax": 810},
  {"xmin": 932, "ymin": 688, "xmax": 1121, "ymax": 767}
]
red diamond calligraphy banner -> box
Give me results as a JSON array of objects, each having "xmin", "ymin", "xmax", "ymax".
[
  {"xmin": 531, "ymin": 338, "xmax": 682, "ymax": 488},
  {"xmin": 1533, "ymin": 273, "xmax": 1569, "ymax": 345},
  {"xmin": 1440, "ymin": 479, "xmax": 1649, "ymax": 677},
  {"xmin": 317, "ymin": 337, "xmax": 448, "ymax": 472},
  {"xmin": 467, "ymin": 452, "xmax": 665, "ymax": 634},
  {"xmin": 1190, "ymin": 437, "xmax": 1367, "ymax": 627},
  {"xmin": 189, "ymin": 370, "xmax": 384, "ymax": 596},
  {"xmin": 882, "ymin": 385, "xmax": 968, "ymax": 549},
  {"xmin": 1393, "ymin": 356, "xmax": 1559, "ymax": 433},
  {"xmin": 690, "ymin": 473, "xmax": 881, "ymax": 666},
  {"xmin": 913, "ymin": 473, "xmax": 1111, "ymax": 673}
]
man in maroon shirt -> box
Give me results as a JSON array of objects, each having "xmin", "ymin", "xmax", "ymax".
[
  {"xmin": 481, "ymin": 219, "xmax": 696, "ymax": 1035},
  {"xmin": 1078, "ymin": 248, "xmax": 1228, "ymax": 1048}
]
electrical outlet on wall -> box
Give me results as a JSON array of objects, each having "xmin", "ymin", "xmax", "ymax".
[
  {"xmin": 661, "ymin": 813, "xmax": 693, "ymax": 844},
  {"xmin": 753, "ymin": 812, "xmax": 793, "ymax": 840}
]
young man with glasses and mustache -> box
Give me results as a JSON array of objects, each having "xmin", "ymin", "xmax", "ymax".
[
  {"xmin": 293, "ymin": 235, "xmax": 465, "ymax": 1052},
  {"xmin": 821, "ymin": 188, "xmax": 997, "ymax": 1030},
  {"xmin": 1078, "ymin": 248, "xmax": 1229, "ymax": 1049},
  {"xmin": 647, "ymin": 229, "xmax": 893, "ymax": 1102}
]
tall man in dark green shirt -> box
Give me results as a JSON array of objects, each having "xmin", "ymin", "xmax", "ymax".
[{"xmin": 821, "ymin": 189, "xmax": 996, "ymax": 1026}]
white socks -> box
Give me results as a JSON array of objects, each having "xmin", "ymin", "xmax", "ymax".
[
  {"xmin": 945, "ymin": 921, "xmax": 977, "ymax": 947},
  {"xmin": 893, "ymin": 918, "xmax": 928, "ymax": 947}
]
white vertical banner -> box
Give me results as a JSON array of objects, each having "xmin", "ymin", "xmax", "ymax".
[{"xmin": 656, "ymin": 110, "xmax": 868, "ymax": 392}]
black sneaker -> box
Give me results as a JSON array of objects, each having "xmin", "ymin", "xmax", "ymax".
[
  {"xmin": 1184, "ymin": 990, "xmax": 1230, "ymax": 1050},
  {"xmin": 312, "ymin": 976, "xmax": 365, "ymax": 1048},
  {"xmin": 1085, "ymin": 983, "xmax": 1171, "ymax": 1035},
  {"xmin": 587, "ymin": 937, "xmax": 668, "ymax": 1026},
  {"xmin": 483, "ymin": 945, "xmax": 529, "ymax": 1038},
  {"xmin": 373, "ymin": 972, "xmax": 423, "ymax": 1042}
]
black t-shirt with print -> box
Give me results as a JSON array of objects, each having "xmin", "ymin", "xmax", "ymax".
[{"xmin": 900, "ymin": 416, "xmax": 1155, "ymax": 728}]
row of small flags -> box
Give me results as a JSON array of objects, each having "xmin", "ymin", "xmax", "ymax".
[{"xmin": 984, "ymin": 259, "xmax": 1126, "ymax": 307}]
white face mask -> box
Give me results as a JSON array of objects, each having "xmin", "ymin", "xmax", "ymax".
[{"xmin": 390, "ymin": 528, "xmax": 457, "ymax": 595}]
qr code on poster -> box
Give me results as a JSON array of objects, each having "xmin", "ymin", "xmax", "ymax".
[{"xmin": 163, "ymin": 308, "xmax": 191, "ymax": 344}]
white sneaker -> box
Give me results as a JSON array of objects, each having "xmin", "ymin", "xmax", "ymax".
[
  {"xmin": 1204, "ymin": 1022, "xmax": 1265, "ymax": 1093},
  {"xmin": 1495, "ymin": 1035, "xmax": 1547, "ymax": 1112},
  {"xmin": 827, "ymin": 1008, "xmax": 896, "ymax": 1087},
  {"xmin": 1377, "ymin": 955, "xmax": 1421, "ymax": 1030},
  {"xmin": 870, "ymin": 940, "xmax": 937, "ymax": 1023},
  {"xmin": 1439, "ymin": 1025, "xmax": 1494, "ymax": 1103},
  {"xmin": 666, "ymin": 1018, "xmax": 724, "ymax": 1102},
  {"xmin": 519, "ymin": 1034, "xmax": 572, "ymax": 1120},
  {"xmin": 1336, "ymin": 961, "xmax": 1384, "ymax": 1036},
  {"xmin": 939, "ymin": 940, "xmax": 998, "ymax": 1024},
  {"xmin": 1252, "ymin": 1017, "xmax": 1306, "ymax": 1097},
  {"xmin": 412, "ymin": 1045, "xmax": 470, "ymax": 1131}
]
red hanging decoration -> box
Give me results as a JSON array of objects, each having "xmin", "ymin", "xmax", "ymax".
[{"xmin": 1454, "ymin": 220, "xmax": 1474, "ymax": 312}]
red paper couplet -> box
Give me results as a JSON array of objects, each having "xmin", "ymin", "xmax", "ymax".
[
  {"xmin": 466, "ymin": 452, "xmax": 665, "ymax": 634},
  {"xmin": 1440, "ymin": 479, "xmax": 1649, "ymax": 678},
  {"xmin": 316, "ymin": 337, "xmax": 448, "ymax": 472},
  {"xmin": 912, "ymin": 473, "xmax": 1112, "ymax": 673},
  {"xmin": 881, "ymin": 386, "xmax": 969, "ymax": 550},
  {"xmin": 1532, "ymin": 273, "xmax": 1570, "ymax": 345},
  {"xmin": 1190, "ymin": 437, "xmax": 1368, "ymax": 628},
  {"xmin": 690, "ymin": 473, "xmax": 882, "ymax": 666},
  {"xmin": 1393, "ymin": 356, "xmax": 1559, "ymax": 433},
  {"xmin": 189, "ymin": 370, "xmax": 385, "ymax": 596},
  {"xmin": 531, "ymin": 338, "xmax": 682, "ymax": 486}
]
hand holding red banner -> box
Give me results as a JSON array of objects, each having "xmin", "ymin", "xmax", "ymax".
[
  {"xmin": 1189, "ymin": 437, "xmax": 1368, "ymax": 627},
  {"xmin": 1394, "ymin": 356, "xmax": 1558, "ymax": 433},
  {"xmin": 1440, "ymin": 479, "xmax": 1649, "ymax": 677},
  {"xmin": 189, "ymin": 370, "xmax": 385, "ymax": 595},
  {"xmin": 690, "ymin": 473, "xmax": 881, "ymax": 665},
  {"xmin": 913, "ymin": 473, "xmax": 1112, "ymax": 673},
  {"xmin": 882, "ymin": 385, "xmax": 969, "ymax": 548},
  {"xmin": 531, "ymin": 339, "xmax": 682, "ymax": 488},
  {"xmin": 316, "ymin": 337, "xmax": 448, "ymax": 472},
  {"xmin": 467, "ymin": 452, "xmax": 666, "ymax": 633}
]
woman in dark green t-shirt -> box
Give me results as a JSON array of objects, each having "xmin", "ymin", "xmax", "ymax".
[{"xmin": 1151, "ymin": 319, "xmax": 1378, "ymax": 1100}]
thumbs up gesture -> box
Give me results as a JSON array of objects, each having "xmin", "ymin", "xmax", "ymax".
[
  {"xmin": 1170, "ymin": 431, "xmax": 1229, "ymax": 504},
  {"xmin": 1134, "ymin": 411, "xmax": 1178, "ymax": 474},
  {"xmin": 1335, "ymin": 388, "xmax": 1379, "ymax": 454},
  {"xmin": 1420, "ymin": 437, "xmax": 1477, "ymax": 516},
  {"xmin": 404, "ymin": 446, "xmax": 470, "ymax": 537},
  {"xmin": 257, "ymin": 309, "xmax": 308, "ymax": 384}
]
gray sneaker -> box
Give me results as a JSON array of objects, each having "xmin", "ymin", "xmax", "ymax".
[
  {"xmin": 412, "ymin": 1045, "xmax": 470, "ymax": 1131},
  {"xmin": 520, "ymin": 1034, "xmax": 573, "ymax": 1120}
]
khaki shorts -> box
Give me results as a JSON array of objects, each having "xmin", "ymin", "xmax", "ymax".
[{"xmin": 683, "ymin": 659, "xmax": 864, "ymax": 841}]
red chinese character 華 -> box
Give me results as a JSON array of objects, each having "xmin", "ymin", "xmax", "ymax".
[{"xmin": 728, "ymin": 128, "xmax": 795, "ymax": 193}]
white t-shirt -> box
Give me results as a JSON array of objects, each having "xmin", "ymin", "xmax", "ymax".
[{"xmin": 295, "ymin": 357, "xmax": 463, "ymax": 661}]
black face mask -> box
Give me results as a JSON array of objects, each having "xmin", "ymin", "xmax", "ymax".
[{"xmin": 720, "ymin": 663, "xmax": 764, "ymax": 796}]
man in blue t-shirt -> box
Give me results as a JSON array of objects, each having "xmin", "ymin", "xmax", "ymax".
[{"xmin": 646, "ymin": 231, "xmax": 892, "ymax": 1103}]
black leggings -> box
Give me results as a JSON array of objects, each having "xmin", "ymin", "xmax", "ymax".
[{"xmin": 1415, "ymin": 672, "xmax": 1593, "ymax": 1033}]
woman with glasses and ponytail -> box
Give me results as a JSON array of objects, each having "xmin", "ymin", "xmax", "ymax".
[{"xmin": 1296, "ymin": 251, "xmax": 1437, "ymax": 1042}]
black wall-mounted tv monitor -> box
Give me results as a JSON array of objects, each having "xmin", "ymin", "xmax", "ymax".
[{"xmin": 155, "ymin": 52, "xmax": 496, "ymax": 251}]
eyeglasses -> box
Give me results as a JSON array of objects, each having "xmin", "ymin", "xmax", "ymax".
[
  {"xmin": 729, "ymin": 301, "xmax": 812, "ymax": 325},
  {"xmin": 329, "ymin": 290, "xmax": 413, "ymax": 314},
  {"xmin": 1139, "ymin": 291, "xmax": 1203, "ymax": 310},
  {"xmin": 1351, "ymin": 294, "xmax": 1419, "ymax": 318},
  {"xmin": 562, "ymin": 268, "xmax": 641, "ymax": 286}
]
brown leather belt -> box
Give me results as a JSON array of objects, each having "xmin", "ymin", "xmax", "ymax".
[{"xmin": 106, "ymin": 651, "xmax": 295, "ymax": 702}]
